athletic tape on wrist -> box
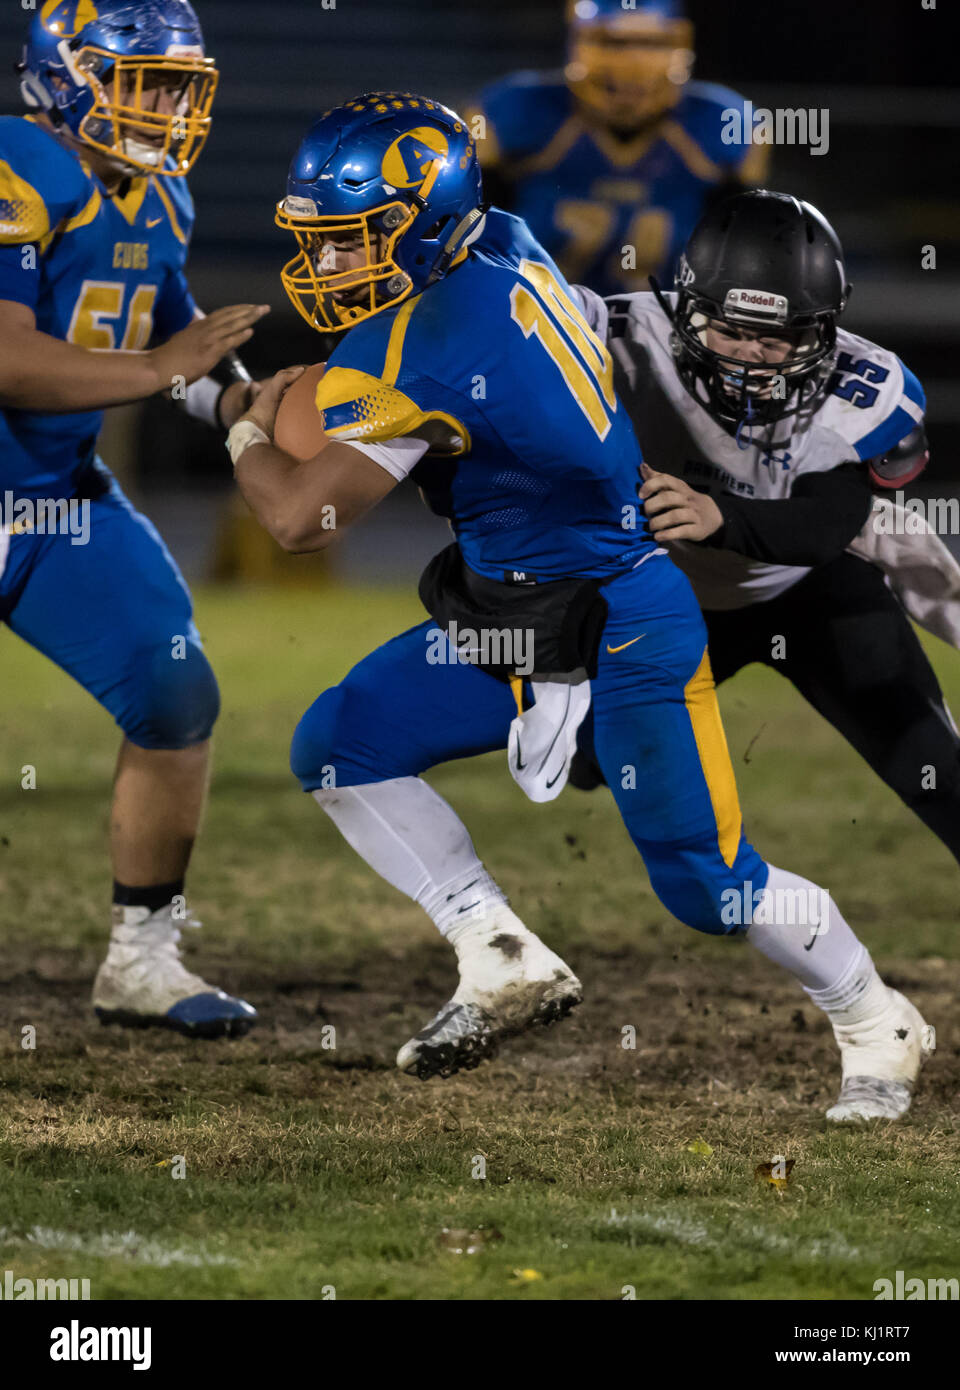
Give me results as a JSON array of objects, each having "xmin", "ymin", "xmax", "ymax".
[{"xmin": 226, "ymin": 420, "xmax": 270, "ymax": 468}]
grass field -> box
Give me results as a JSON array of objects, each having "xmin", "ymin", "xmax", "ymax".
[{"xmin": 2, "ymin": 583, "xmax": 959, "ymax": 1301}]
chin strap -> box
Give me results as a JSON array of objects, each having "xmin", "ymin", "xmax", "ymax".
[
  {"xmin": 427, "ymin": 207, "xmax": 486, "ymax": 286},
  {"xmin": 648, "ymin": 275, "xmax": 677, "ymax": 326},
  {"xmin": 734, "ymin": 396, "xmax": 759, "ymax": 451}
]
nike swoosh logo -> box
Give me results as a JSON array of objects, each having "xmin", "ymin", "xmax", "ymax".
[
  {"xmin": 804, "ymin": 931, "xmax": 820, "ymax": 952},
  {"xmin": 606, "ymin": 634, "xmax": 647, "ymax": 654},
  {"xmin": 446, "ymin": 879, "xmax": 478, "ymax": 903},
  {"xmin": 146, "ymin": 217, "xmax": 163, "ymax": 228}
]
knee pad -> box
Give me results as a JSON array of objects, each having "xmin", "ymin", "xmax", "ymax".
[
  {"xmin": 290, "ymin": 686, "xmax": 347, "ymax": 791},
  {"xmin": 291, "ymin": 677, "xmax": 425, "ymax": 791},
  {"xmin": 121, "ymin": 639, "xmax": 220, "ymax": 749},
  {"xmin": 644, "ymin": 839, "xmax": 768, "ymax": 937}
]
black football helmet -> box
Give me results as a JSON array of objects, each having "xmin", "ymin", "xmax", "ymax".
[{"xmin": 654, "ymin": 190, "xmax": 851, "ymax": 430}]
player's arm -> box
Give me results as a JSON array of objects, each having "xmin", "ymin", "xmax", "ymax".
[
  {"xmin": 152, "ymin": 270, "xmax": 262, "ymax": 430},
  {"xmin": 0, "ymin": 296, "xmax": 269, "ymax": 413},
  {"xmin": 230, "ymin": 367, "xmax": 403, "ymax": 553},
  {"xmin": 641, "ymin": 460, "xmax": 874, "ymax": 564}
]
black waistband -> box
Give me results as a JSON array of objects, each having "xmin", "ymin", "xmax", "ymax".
[{"xmin": 418, "ymin": 542, "xmax": 608, "ymax": 682}]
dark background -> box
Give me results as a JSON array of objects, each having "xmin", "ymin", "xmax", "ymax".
[{"xmin": 2, "ymin": 0, "xmax": 957, "ymax": 572}]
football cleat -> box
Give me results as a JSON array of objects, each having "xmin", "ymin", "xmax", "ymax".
[
  {"xmin": 93, "ymin": 903, "xmax": 257, "ymax": 1039},
  {"xmin": 397, "ymin": 907, "xmax": 582, "ymax": 1080},
  {"xmin": 825, "ymin": 988, "xmax": 934, "ymax": 1123}
]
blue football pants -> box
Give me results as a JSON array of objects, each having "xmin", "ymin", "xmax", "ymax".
[
  {"xmin": 291, "ymin": 554, "xmax": 767, "ymax": 935},
  {"xmin": 1, "ymin": 466, "xmax": 218, "ymax": 750}
]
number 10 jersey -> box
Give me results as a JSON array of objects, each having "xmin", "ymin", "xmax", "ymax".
[{"xmin": 314, "ymin": 208, "xmax": 657, "ymax": 584}]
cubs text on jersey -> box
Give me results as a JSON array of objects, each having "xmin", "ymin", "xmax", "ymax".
[{"xmin": 0, "ymin": 114, "xmax": 197, "ymax": 503}]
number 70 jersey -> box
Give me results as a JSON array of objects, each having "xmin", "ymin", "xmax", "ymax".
[{"xmin": 316, "ymin": 208, "xmax": 656, "ymax": 583}]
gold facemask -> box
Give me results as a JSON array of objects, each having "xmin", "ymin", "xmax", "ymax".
[
  {"xmin": 74, "ymin": 46, "xmax": 217, "ymax": 175},
  {"xmin": 566, "ymin": 18, "xmax": 694, "ymax": 128},
  {"xmin": 275, "ymin": 197, "xmax": 419, "ymax": 333}
]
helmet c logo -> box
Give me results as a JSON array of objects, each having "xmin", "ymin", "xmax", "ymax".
[
  {"xmin": 41, "ymin": 0, "xmax": 99, "ymax": 39},
  {"xmin": 380, "ymin": 127, "xmax": 449, "ymax": 190}
]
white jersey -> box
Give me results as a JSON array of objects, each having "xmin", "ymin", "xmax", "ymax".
[{"xmin": 593, "ymin": 290, "xmax": 926, "ymax": 610}]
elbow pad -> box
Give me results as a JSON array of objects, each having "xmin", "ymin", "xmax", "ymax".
[{"xmin": 867, "ymin": 424, "xmax": 929, "ymax": 490}]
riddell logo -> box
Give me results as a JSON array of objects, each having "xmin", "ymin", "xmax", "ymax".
[{"xmin": 724, "ymin": 288, "xmax": 788, "ymax": 322}]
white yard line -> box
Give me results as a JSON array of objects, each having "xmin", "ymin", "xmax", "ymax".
[
  {"xmin": 604, "ymin": 1208, "xmax": 864, "ymax": 1263},
  {"xmin": 0, "ymin": 1226, "xmax": 240, "ymax": 1269}
]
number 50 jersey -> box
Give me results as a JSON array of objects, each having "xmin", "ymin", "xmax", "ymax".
[
  {"xmin": 0, "ymin": 115, "xmax": 198, "ymax": 501},
  {"xmin": 315, "ymin": 209, "xmax": 656, "ymax": 583}
]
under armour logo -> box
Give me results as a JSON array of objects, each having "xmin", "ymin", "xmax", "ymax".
[{"xmin": 758, "ymin": 446, "xmax": 792, "ymax": 475}]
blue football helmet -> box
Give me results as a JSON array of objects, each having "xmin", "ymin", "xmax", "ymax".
[
  {"xmin": 17, "ymin": 1, "xmax": 218, "ymax": 176},
  {"xmin": 276, "ymin": 93, "xmax": 485, "ymax": 333},
  {"xmin": 565, "ymin": 0, "xmax": 694, "ymax": 128}
]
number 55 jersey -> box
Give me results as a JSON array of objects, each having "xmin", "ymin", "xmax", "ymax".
[
  {"xmin": 313, "ymin": 208, "xmax": 658, "ymax": 583},
  {"xmin": 597, "ymin": 289, "xmax": 927, "ymax": 610},
  {"xmin": 0, "ymin": 114, "xmax": 198, "ymax": 502}
]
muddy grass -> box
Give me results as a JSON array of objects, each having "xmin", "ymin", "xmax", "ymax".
[{"xmin": 2, "ymin": 585, "xmax": 959, "ymax": 1299}]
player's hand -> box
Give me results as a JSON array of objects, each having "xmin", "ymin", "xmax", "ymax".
[
  {"xmin": 218, "ymin": 379, "xmax": 264, "ymax": 430},
  {"xmin": 149, "ymin": 305, "xmax": 271, "ymax": 391},
  {"xmin": 640, "ymin": 462, "xmax": 724, "ymax": 542},
  {"xmin": 240, "ymin": 365, "xmax": 308, "ymax": 441}
]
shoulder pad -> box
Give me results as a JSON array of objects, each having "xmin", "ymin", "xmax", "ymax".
[
  {"xmin": 478, "ymin": 71, "xmax": 573, "ymax": 162},
  {"xmin": 820, "ymin": 330, "xmax": 926, "ymax": 461},
  {"xmin": 605, "ymin": 289, "xmax": 670, "ymax": 337},
  {"xmin": 473, "ymin": 207, "xmax": 553, "ymax": 267},
  {"xmin": 0, "ymin": 117, "xmax": 92, "ymax": 244}
]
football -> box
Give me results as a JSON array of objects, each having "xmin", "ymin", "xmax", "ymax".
[{"xmin": 274, "ymin": 361, "xmax": 329, "ymax": 460}]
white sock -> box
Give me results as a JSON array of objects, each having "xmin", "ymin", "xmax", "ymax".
[
  {"xmin": 803, "ymin": 947, "xmax": 888, "ymax": 1027},
  {"xmin": 312, "ymin": 776, "xmax": 506, "ymax": 939},
  {"xmin": 746, "ymin": 863, "xmax": 879, "ymax": 1007}
]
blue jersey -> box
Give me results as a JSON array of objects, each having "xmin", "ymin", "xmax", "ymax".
[
  {"xmin": 0, "ymin": 116, "xmax": 197, "ymax": 501},
  {"xmin": 316, "ymin": 210, "xmax": 656, "ymax": 583},
  {"xmin": 475, "ymin": 74, "xmax": 769, "ymax": 297}
]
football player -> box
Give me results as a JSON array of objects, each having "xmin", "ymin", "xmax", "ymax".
[
  {"xmin": 569, "ymin": 190, "xmax": 960, "ymax": 874},
  {"xmin": 471, "ymin": 0, "xmax": 769, "ymax": 296},
  {"xmin": 228, "ymin": 95, "xmax": 932, "ymax": 1121},
  {"xmin": 0, "ymin": 0, "xmax": 264, "ymax": 1036}
]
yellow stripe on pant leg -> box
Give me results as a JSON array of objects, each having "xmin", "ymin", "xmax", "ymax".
[{"xmin": 684, "ymin": 646, "xmax": 743, "ymax": 869}]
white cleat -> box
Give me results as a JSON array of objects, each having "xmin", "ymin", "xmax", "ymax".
[
  {"xmin": 397, "ymin": 907, "xmax": 582, "ymax": 1080},
  {"xmin": 93, "ymin": 904, "xmax": 257, "ymax": 1039},
  {"xmin": 826, "ymin": 987, "xmax": 934, "ymax": 1123}
]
